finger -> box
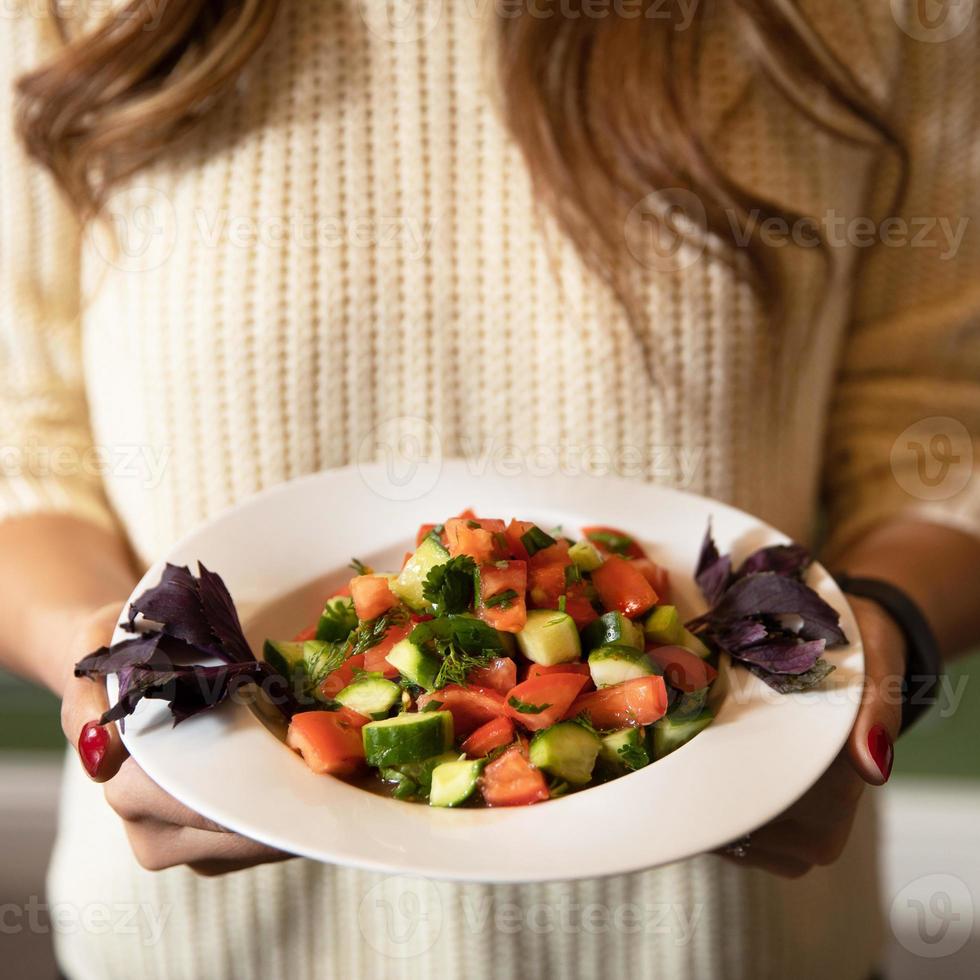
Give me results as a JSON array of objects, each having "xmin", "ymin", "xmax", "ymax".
[
  {"xmin": 104, "ymin": 758, "xmax": 229, "ymax": 833},
  {"xmin": 122, "ymin": 819, "xmax": 287, "ymax": 873},
  {"xmin": 62, "ymin": 603, "xmax": 130, "ymax": 783},
  {"xmin": 845, "ymin": 597, "xmax": 905, "ymax": 786}
]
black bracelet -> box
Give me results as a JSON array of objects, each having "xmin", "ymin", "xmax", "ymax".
[{"xmin": 834, "ymin": 574, "xmax": 943, "ymax": 734}]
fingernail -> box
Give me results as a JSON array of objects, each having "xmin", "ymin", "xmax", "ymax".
[
  {"xmin": 867, "ymin": 724, "xmax": 893, "ymax": 782},
  {"xmin": 78, "ymin": 721, "xmax": 109, "ymax": 778}
]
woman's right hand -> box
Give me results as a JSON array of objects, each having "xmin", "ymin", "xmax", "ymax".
[{"xmin": 61, "ymin": 602, "xmax": 289, "ymax": 875}]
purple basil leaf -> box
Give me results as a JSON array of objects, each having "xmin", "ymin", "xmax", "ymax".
[
  {"xmin": 733, "ymin": 638, "xmax": 826, "ymax": 674},
  {"xmin": 163, "ymin": 662, "xmax": 276, "ymax": 724},
  {"xmin": 704, "ymin": 572, "xmax": 847, "ymax": 646},
  {"xmin": 695, "ymin": 524, "xmax": 732, "ymax": 605},
  {"xmin": 197, "ymin": 563, "xmax": 254, "ymax": 663},
  {"xmin": 744, "ymin": 658, "xmax": 836, "ymax": 693},
  {"xmin": 706, "ymin": 618, "xmax": 770, "ymax": 652},
  {"xmin": 101, "ymin": 667, "xmax": 181, "ymax": 724},
  {"xmin": 736, "ymin": 543, "xmax": 811, "ymax": 580}
]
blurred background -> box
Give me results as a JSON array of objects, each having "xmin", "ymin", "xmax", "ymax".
[{"xmin": 2, "ymin": 653, "xmax": 978, "ymax": 978}]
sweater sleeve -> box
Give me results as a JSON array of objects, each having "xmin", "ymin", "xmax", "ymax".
[
  {"xmin": 821, "ymin": 14, "xmax": 980, "ymax": 560},
  {"xmin": 0, "ymin": 10, "xmax": 117, "ymax": 532}
]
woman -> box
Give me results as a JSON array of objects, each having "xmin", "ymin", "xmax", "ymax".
[{"xmin": 2, "ymin": 0, "xmax": 978, "ymax": 977}]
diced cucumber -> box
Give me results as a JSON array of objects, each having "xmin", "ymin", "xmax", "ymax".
[
  {"xmin": 516, "ymin": 609, "xmax": 582, "ymax": 665},
  {"xmin": 644, "ymin": 606, "xmax": 710, "ymax": 658},
  {"xmin": 362, "ymin": 711, "xmax": 454, "ymax": 767},
  {"xmin": 581, "ymin": 611, "xmax": 644, "ymax": 654},
  {"xmin": 316, "ymin": 596, "xmax": 358, "ymax": 642},
  {"xmin": 569, "ymin": 538, "xmax": 603, "ymax": 572},
  {"xmin": 588, "ymin": 645, "xmax": 656, "ymax": 688},
  {"xmin": 652, "ymin": 710, "xmax": 714, "ymax": 758},
  {"xmin": 385, "ymin": 637, "xmax": 441, "ymax": 690},
  {"xmin": 667, "ymin": 686, "xmax": 708, "ymax": 721},
  {"xmin": 429, "ymin": 758, "xmax": 485, "ymax": 807},
  {"xmin": 599, "ymin": 727, "xmax": 650, "ymax": 772},
  {"xmin": 529, "ymin": 722, "xmax": 602, "ymax": 784},
  {"xmin": 391, "ymin": 534, "xmax": 451, "ymax": 611},
  {"xmin": 262, "ymin": 639, "xmax": 306, "ymax": 679},
  {"xmin": 336, "ymin": 675, "xmax": 401, "ymax": 719}
]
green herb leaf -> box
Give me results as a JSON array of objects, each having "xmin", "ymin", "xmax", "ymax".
[
  {"xmin": 484, "ymin": 589, "xmax": 518, "ymax": 610},
  {"xmin": 348, "ymin": 558, "xmax": 370, "ymax": 576},
  {"xmin": 520, "ymin": 525, "xmax": 557, "ymax": 557},
  {"xmin": 617, "ymin": 741, "xmax": 650, "ymax": 771},
  {"xmin": 564, "ymin": 564, "xmax": 582, "ymax": 586},
  {"xmin": 422, "ymin": 556, "xmax": 477, "ymax": 616},
  {"xmin": 420, "ymin": 699, "xmax": 444, "ymax": 712},
  {"xmin": 585, "ymin": 530, "xmax": 634, "ymax": 555},
  {"xmin": 349, "ymin": 609, "xmax": 407, "ymax": 659},
  {"xmin": 410, "ymin": 615, "xmax": 504, "ymax": 689},
  {"xmin": 507, "ymin": 695, "xmax": 553, "ymax": 714},
  {"xmin": 303, "ymin": 641, "xmax": 347, "ymax": 688},
  {"xmin": 316, "ymin": 596, "xmax": 359, "ymax": 643}
]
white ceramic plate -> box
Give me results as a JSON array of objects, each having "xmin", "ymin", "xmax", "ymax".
[{"xmin": 110, "ymin": 462, "xmax": 863, "ymax": 883}]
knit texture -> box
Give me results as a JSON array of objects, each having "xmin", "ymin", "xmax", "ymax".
[{"xmin": 2, "ymin": 1, "xmax": 978, "ymax": 977}]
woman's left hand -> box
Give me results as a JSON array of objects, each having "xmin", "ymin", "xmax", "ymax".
[{"xmin": 720, "ymin": 596, "xmax": 906, "ymax": 878}]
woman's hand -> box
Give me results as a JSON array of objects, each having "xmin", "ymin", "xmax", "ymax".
[
  {"xmin": 721, "ymin": 595, "xmax": 906, "ymax": 878},
  {"xmin": 64, "ymin": 603, "xmax": 290, "ymax": 876}
]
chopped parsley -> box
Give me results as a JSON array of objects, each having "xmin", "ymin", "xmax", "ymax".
[
  {"xmin": 484, "ymin": 589, "xmax": 518, "ymax": 610},
  {"xmin": 617, "ymin": 740, "xmax": 650, "ymax": 771},
  {"xmin": 520, "ymin": 525, "xmax": 557, "ymax": 557},
  {"xmin": 507, "ymin": 695, "xmax": 553, "ymax": 714},
  {"xmin": 422, "ymin": 555, "xmax": 477, "ymax": 616}
]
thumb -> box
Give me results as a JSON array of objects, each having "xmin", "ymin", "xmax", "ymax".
[
  {"xmin": 845, "ymin": 596, "xmax": 906, "ymax": 786},
  {"xmin": 61, "ymin": 602, "xmax": 131, "ymax": 784}
]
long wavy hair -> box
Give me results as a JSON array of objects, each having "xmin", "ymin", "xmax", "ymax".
[{"xmin": 16, "ymin": 0, "xmax": 903, "ymax": 315}]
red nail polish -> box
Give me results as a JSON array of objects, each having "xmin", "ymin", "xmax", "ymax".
[
  {"xmin": 79, "ymin": 721, "xmax": 109, "ymax": 778},
  {"xmin": 867, "ymin": 724, "xmax": 893, "ymax": 782}
]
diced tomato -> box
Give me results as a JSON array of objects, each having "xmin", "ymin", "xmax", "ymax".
[
  {"xmin": 455, "ymin": 507, "xmax": 477, "ymax": 520},
  {"xmin": 631, "ymin": 558, "xmax": 671, "ymax": 601},
  {"xmin": 349, "ymin": 575, "xmax": 399, "ymax": 621},
  {"xmin": 563, "ymin": 581, "xmax": 599, "ymax": 629},
  {"xmin": 477, "ymin": 560, "xmax": 527, "ymax": 632},
  {"xmin": 581, "ymin": 525, "xmax": 646, "ymax": 559},
  {"xmin": 528, "ymin": 538, "xmax": 570, "ymax": 570},
  {"xmin": 591, "ymin": 555, "xmax": 659, "ymax": 617},
  {"xmin": 646, "ymin": 645, "xmax": 717, "ymax": 692},
  {"xmin": 565, "ymin": 676, "xmax": 668, "ymax": 728},
  {"xmin": 467, "ymin": 656, "xmax": 518, "ymax": 693},
  {"xmin": 364, "ymin": 622, "xmax": 411, "ymax": 677},
  {"xmin": 526, "ymin": 661, "xmax": 595, "ymax": 691},
  {"xmin": 527, "ymin": 563, "xmax": 567, "ymax": 608},
  {"xmin": 293, "ymin": 624, "xmax": 318, "ymax": 642},
  {"xmin": 461, "ymin": 716, "xmax": 515, "ymax": 758},
  {"xmin": 479, "ymin": 745, "xmax": 549, "ymax": 806},
  {"xmin": 444, "ymin": 518, "xmax": 498, "ymax": 563},
  {"xmin": 502, "ymin": 519, "xmax": 534, "ymax": 561},
  {"xmin": 504, "ymin": 673, "xmax": 589, "ymax": 731},
  {"xmin": 417, "ymin": 684, "xmax": 507, "ymax": 737},
  {"xmin": 286, "ymin": 709, "xmax": 366, "ymax": 775},
  {"xmin": 318, "ymin": 653, "xmax": 365, "ymax": 699}
]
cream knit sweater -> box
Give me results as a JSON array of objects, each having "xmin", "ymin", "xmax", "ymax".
[{"xmin": 3, "ymin": 1, "xmax": 979, "ymax": 978}]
